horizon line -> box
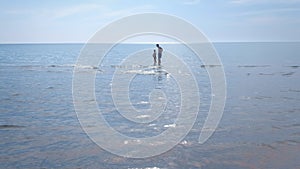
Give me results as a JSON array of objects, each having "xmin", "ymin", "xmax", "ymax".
[{"xmin": 0, "ymin": 40, "xmax": 300, "ymax": 45}]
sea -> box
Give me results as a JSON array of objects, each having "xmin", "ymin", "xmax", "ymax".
[{"xmin": 0, "ymin": 42, "xmax": 299, "ymax": 169}]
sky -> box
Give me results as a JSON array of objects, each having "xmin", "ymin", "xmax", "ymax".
[{"xmin": 0, "ymin": 0, "xmax": 300, "ymax": 43}]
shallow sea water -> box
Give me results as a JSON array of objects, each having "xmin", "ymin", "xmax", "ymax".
[{"xmin": 0, "ymin": 43, "xmax": 299, "ymax": 169}]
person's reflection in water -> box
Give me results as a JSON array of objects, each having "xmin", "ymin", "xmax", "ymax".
[
  {"xmin": 157, "ymin": 74, "xmax": 163, "ymax": 82},
  {"xmin": 153, "ymin": 66, "xmax": 164, "ymax": 89}
]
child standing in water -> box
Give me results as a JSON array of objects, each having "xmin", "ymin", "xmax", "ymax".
[{"xmin": 152, "ymin": 49, "xmax": 157, "ymax": 65}]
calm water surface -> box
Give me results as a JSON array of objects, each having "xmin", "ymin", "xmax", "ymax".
[{"xmin": 0, "ymin": 43, "xmax": 299, "ymax": 169}]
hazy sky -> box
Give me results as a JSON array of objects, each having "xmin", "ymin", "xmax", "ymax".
[{"xmin": 1, "ymin": 0, "xmax": 300, "ymax": 43}]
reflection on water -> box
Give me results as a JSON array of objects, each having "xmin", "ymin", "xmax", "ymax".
[
  {"xmin": 96, "ymin": 64, "xmax": 183, "ymax": 139},
  {"xmin": 0, "ymin": 43, "xmax": 299, "ymax": 168}
]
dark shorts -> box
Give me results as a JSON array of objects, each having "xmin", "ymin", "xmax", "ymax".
[{"xmin": 158, "ymin": 53, "xmax": 162, "ymax": 59}]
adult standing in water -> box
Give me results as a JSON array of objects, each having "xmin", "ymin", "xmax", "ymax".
[{"xmin": 156, "ymin": 44, "xmax": 163, "ymax": 65}]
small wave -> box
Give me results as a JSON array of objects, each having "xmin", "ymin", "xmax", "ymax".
[
  {"xmin": 260, "ymin": 143, "xmax": 276, "ymax": 150},
  {"xmin": 0, "ymin": 124, "xmax": 24, "ymax": 129},
  {"xmin": 238, "ymin": 65, "xmax": 271, "ymax": 68},
  {"xmin": 111, "ymin": 65, "xmax": 153, "ymax": 69},
  {"xmin": 74, "ymin": 64, "xmax": 99, "ymax": 70},
  {"xmin": 276, "ymin": 139, "xmax": 300, "ymax": 146},
  {"xmin": 47, "ymin": 64, "xmax": 75, "ymax": 68},
  {"xmin": 148, "ymin": 123, "xmax": 156, "ymax": 127},
  {"xmin": 11, "ymin": 93, "xmax": 20, "ymax": 96},
  {"xmin": 286, "ymin": 65, "xmax": 300, "ymax": 69},
  {"xmin": 136, "ymin": 115, "xmax": 151, "ymax": 119},
  {"xmin": 137, "ymin": 101, "xmax": 149, "ymax": 104},
  {"xmin": 1, "ymin": 64, "xmax": 96, "ymax": 72},
  {"xmin": 281, "ymin": 72, "xmax": 295, "ymax": 76},
  {"xmin": 180, "ymin": 140, "xmax": 190, "ymax": 145},
  {"xmin": 73, "ymin": 64, "xmax": 103, "ymax": 73},
  {"xmin": 288, "ymin": 123, "xmax": 300, "ymax": 127},
  {"xmin": 239, "ymin": 96, "xmax": 251, "ymax": 100},
  {"xmin": 201, "ymin": 127, "xmax": 220, "ymax": 132},
  {"xmin": 128, "ymin": 167, "xmax": 161, "ymax": 169},
  {"xmin": 200, "ymin": 64, "xmax": 222, "ymax": 68},
  {"xmin": 163, "ymin": 123, "xmax": 176, "ymax": 128},
  {"xmin": 124, "ymin": 69, "xmax": 168, "ymax": 75},
  {"xmin": 289, "ymin": 89, "xmax": 300, "ymax": 92},
  {"xmin": 124, "ymin": 69, "xmax": 156, "ymax": 75},
  {"xmin": 272, "ymin": 125, "xmax": 281, "ymax": 130},
  {"xmin": 48, "ymin": 64, "xmax": 57, "ymax": 67},
  {"xmin": 47, "ymin": 64, "xmax": 100, "ymax": 70},
  {"xmin": 254, "ymin": 96, "xmax": 272, "ymax": 100},
  {"xmin": 259, "ymin": 73, "xmax": 275, "ymax": 76},
  {"xmin": 279, "ymin": 123, "xmax": 300, "ymax": 129},
  {"xmin": 283, "ymin": 96, "xmax": 296, "ymax": 100}
]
